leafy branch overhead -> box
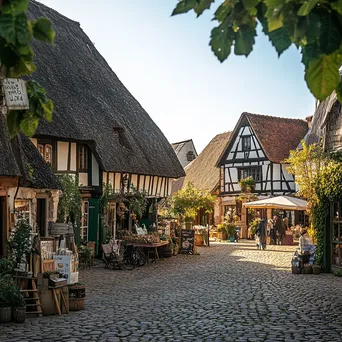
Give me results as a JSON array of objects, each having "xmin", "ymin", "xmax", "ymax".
[
  {"xmin": 172, "ymin": 0, "xmax": 342, "ymax": 102},
  {"xmin": 0, "ymin": 0, "xmax": 55, "ymax": 137}
]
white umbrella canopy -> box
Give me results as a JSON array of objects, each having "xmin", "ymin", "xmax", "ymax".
[{"xmin": 243, "ymin": 195, "xmax": 307, "ymax": 211}]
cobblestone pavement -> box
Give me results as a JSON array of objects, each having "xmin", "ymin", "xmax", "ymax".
[{"xmin": 2, "ymin": 241, "xmax": 342, "ymax": 342}]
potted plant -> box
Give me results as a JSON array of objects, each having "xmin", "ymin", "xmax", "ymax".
[
  {"xmin": 217, "ymin": 224, "xmax": 227, "ymax": 240},
  {"xmin": 0, "ymin": 281, "xmax": 11, "ymax": 323},
  {"xmin": 238, "ymin": 176, "xmax": 255, "ymax": 193},
  {"xmin": 226, "ymin": 224, "xmax": 236, "ymax": 242},
  {"xmin": 8, "ymin": 219, "xmax": 32, "ymax": 274},
  {"xmin": 0, "ymin": 258, "xmax": 14, "ymax": 279},
  {"xmin": 10, "ymin": 285, "xmax": 26, "ymax": 323}
]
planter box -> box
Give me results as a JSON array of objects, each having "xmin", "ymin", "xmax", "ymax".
[
  {"xmin": 217, "ymin": 232, "xmax": 227, "ymax": 240},
  {"xmin": 0, "ymin": 307, "xmax": 11, "ymax": 323},
  {"xmin": 69, "ymin": 297, "xmax": 85, "ymax": 311},
  {"xmin": 195, "ymin": 234, "xmax": 204, "ymax": 246},
  {"xmin": 12, "ymin": 307, "xmax": 26, "ymax": 323}
]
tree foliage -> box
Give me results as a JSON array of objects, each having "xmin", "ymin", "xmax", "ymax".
[
  {"xmin": 172, "ymin": 182, "xmax": 216, "ymax": 221},
  {"xmin": 172, "ymin": 0, "xmax": 342, "ymax": 102},
  {"xmin": 285, "ymin": 141, "xmax": 329, "ymax": 208},
  {"xmin": 0, "ymin": 0, "xmax": 55, "ymax": 137}
]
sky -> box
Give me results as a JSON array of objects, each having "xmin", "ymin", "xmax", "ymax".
[{"xmin": 38, "ymin": 0, "xmax": 315, "ymax": 153}]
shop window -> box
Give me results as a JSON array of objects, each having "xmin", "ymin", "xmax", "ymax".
[
  {"xmin": 78, "ymin": 145, "xmax": 88, "ymax": 172},
  {"xmin": 239, "ymin": 167, "xmax": 261, "ymax": 182},
  {"xmin": 38, "ymin": 143, "xmax": 53, "ymax": 166},
  {"xmin": 242, "ymin": 136, "xmax": 251, "ymax": 151}
]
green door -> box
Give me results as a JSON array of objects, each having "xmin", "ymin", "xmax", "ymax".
[{"xmin": 88, "ymin": 198, "xmax": 101, "ymax": 255}]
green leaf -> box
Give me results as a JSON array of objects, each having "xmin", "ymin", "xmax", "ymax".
[
  {"xmin": 301, "ymin": 43, "xmax": 322, "ymax": 69},
  {"xmin": 331, "ymin": 0, "xmax": 342, "ymax": 16},
  {"xmin": 264, "ymin": 0, "xmax": 284, "ymax": 32},
  {"xmin": 210, "ymin": 24, "xmax": 234, "ymax": 62},
  {"xmin": 305, "ymin": 52, "xmax": 341, "ymax": 101},
  {"xmin": 298, "ymin": 0, "xmax": 318, "ymax": 16},
  {"xmin": 20, "ymin": 113, "xmax": 39, "ymax": 137},
  {"xmin": 193, "ymin": 0, "xmax": 215, "ymax": 17},
  {"xmin": 214, "ymin": 0, "xmax": 234, "ymax": 22},
  {"xmin": 1, "ymin": 0, "xmax": 29, "ymax": 15},
  {"xmin": 7, "ymin": 111, "xmax": 21, "ymax": 138},
  {"xmin": 336, "ymin": 81, "xmax": 342, "ymax": 104},
  {"xmin": 0, "ymin": 13, "xmax": 30, "ymax": 46},
  {"xmin": 172, "ymin": 0, "xmax": 198, "ymax": 16},
  {"xmin": 268, "ymin": 27, "xmax": 291, "ymax": 56},
  {"xmin": 234, "ymin": 25, "xmax": 256, "ymax": 56},
  {"xmin": 243, "ymin": 0, "xmax": 260, "ymax": 11},
  {"xmin": 32, "ymin": 18, "xmax": 55, "ymax": 43},
  {"xmin": 319, "ymin": 13, "xmax": 341, "ymax": 55}
]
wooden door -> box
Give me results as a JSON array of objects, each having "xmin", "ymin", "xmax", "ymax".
[
  {"xmin": 0, "ymin": 196, "xmax": 6, "ymax": 257},
  {"xmin": 37, "ymin": 199, "xmax": 47, "ymax": 237}
]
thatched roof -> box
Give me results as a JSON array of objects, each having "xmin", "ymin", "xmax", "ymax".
[
  {"xmin": 0, "ymin": 115, "xmax": 61, "ymax": 189},
  {"xmin": 27, "ymin": 1, "xmax": 184, "ymax": 179},
  {"xmin": 171, "ymin": 132, "xmax": 231, "ymax": 194},
  {"xmin": 218, "ymin": 112, "xmax": 308, "ymax": 165},
  {"xmin": 303, "ymin": 93, "xmax": 338, "ymax": 146}
]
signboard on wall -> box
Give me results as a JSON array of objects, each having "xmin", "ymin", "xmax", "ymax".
[
  {"xmin": 3, "ymin": 78, "xmax": 29, "ymax": 110},
  {"xmin": 180, "ymin": 229, "xmax": 195, "ymax": 254}
]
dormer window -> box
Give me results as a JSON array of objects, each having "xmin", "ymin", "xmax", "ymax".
[
  {"xmin": 114, "ymin": 126, "xmax": 131, "ymax": 149},
  {"xmin": 242, "ymin": 136, "xmax": 251, "ymax": 151},
  {"xmin": 186, "ymin": 151, "xmax": 195, "ymax": 162}
]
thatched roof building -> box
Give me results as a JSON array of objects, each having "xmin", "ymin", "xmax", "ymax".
[
  {"xmin": 27, "ymin": 1, "xmax": 184, "ymax": 179},
  {"xmin": 172, "ymin": 132, "xmax": 231, "ymax": 194},
  {"xmin": 0, "ymin": 115, "xmax": 60, "ymax": 189},
  {"xmin": 303, "ymin": 93, "xmax": 342, "ymax": 152}
]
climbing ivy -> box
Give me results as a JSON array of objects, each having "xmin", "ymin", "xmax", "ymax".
[{"xmin": 0, "ymin": 0, "xmax": 55, "ymax": 137}]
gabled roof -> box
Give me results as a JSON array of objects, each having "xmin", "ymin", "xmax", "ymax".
[
  {"xmin": 27, "ymin": 1, "xmax": 184, "ymax": 179},
  {"xmin": 217, "ymin": 112, "xmax": 308, "ymax": 165},
  {"xmin": 0, "ymin": 115, "xmax": 61, "ymax": 189},
  {"xmin": 171, "ymin": 139, "xmax": 198, "ymax": 156},
  {"xmin": 172, "ymin": 132, "xmax": 231, "ymax": 194}
]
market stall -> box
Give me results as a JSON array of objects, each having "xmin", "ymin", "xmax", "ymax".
[{"xmin": 244, "ymin": 196, "xmax": 308, "ymax": 246}]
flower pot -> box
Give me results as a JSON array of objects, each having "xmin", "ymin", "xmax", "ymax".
[
  {"xmin": 12, "ymin": 307, "xmax": 26, "ymax": 323},
  {"xmin": 229, "ymin": 237, "xmax": 235, "ymax": 243},
  {"xmin": 0, "ymin": 307, "xmax": 12, "ymax": 323},
  {"xmin": 312, "ymin": 265, "xmax": 321, "ymax": 275},
  {"xmin": 217, "ymin": 232, "xmax": 227, "ymax": 240}
]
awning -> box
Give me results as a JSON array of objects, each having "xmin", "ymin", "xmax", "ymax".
[{"xmin": 243, "ymin": 195, "xmax": 307, "ymax": 211}]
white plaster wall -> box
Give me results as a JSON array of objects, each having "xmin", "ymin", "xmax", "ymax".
[
  {"xmin": 79, "ymin": 173, "xmax": 88, "ymax": 187},
  {"xmin": 57, "ymin": 141, "xmax": 68, "ymax": 171},
  {"xmin": 70, "ymin": 143, "xmax": 77, "ymax": 172}
]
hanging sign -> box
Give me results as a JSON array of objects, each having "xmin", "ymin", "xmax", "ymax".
[
  {"xmin": 180, "ymin": 229, "xmax": 195, "ymax": 254},
  {"xmin": 3, "ymin": 78, "xmax": 29, "ymax": 110}
]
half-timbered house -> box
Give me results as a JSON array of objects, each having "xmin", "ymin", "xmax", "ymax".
[
  {"xmin": 217, "ymin": 112, "xmax": 308, "ymax": 237},
  {"xmin": 0, "ymin": 115, "xmax": 61, "ymax": 257},
  {"xmin": 27, "ymin": 2, "xmax": 184, "ymax": 247}
]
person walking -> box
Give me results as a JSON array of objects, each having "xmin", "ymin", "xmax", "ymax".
[
  {"xmin": 275, "ymin": 216, "xmax": 285, "ymax": 245},
  {"xmin": 256, "ymin": 219, "xmax": 267, "ymax": 250}
]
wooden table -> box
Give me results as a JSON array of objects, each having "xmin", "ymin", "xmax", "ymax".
[
  {"xmin": 48, "ymin": 285, "xmax": 69, "ymax": 315},
  {"xmin": 127, "ymin": 241, "xmax": 169, "ymax": 263}
]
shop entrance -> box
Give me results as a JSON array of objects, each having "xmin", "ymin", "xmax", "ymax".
[
  {"xmin": 37, "ymin": 199, "xmax": 47, "ymax": 237},
  {"xmin": 0, "ymin": 196, "xmax": 6, "ymax": 257}
]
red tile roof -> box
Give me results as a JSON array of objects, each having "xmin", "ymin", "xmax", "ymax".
[{"xmin": 245, "ymin": 113, "xmax": 308, "ymax": 163}]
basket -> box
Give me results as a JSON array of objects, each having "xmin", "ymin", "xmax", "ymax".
[
  {"xmin": 291, "ymin": 266, "xmax": 301, "ymax": 274},
  {"xmin": 69, "ymin": 297, "xmax": 85, "ymax": 311}
]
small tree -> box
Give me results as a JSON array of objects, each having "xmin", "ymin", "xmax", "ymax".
[
  {"xmin": 8, "ymin": 220, "xmax": 32, "ymax": 269},
  {"xmin": 172, "ymin": 182, "xmax": 216, "ymax": 223}
]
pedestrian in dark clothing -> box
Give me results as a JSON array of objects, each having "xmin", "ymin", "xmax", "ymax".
[
  {"xmin": 257, "ymin": 219, "xmax": 267, "ymax": 250},
  {"xmin": 275, "ymin": 216, "xmax": 285, "ymax": 245}
]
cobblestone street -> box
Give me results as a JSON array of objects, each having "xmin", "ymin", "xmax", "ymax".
[{"xmin": 1, "ymin": 241, "xmax": 342, "ymax": 342}]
